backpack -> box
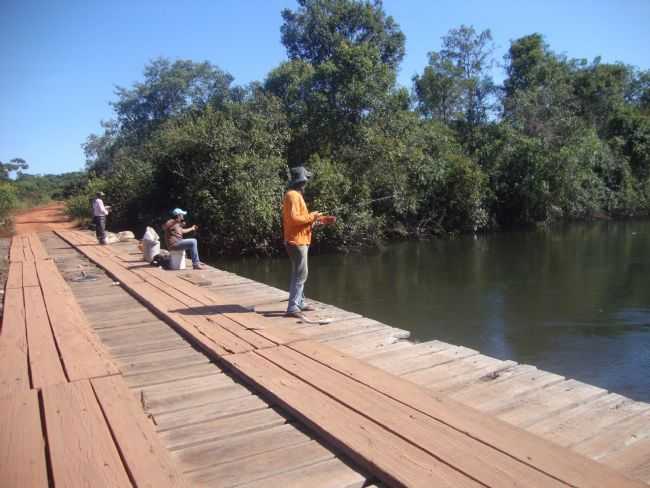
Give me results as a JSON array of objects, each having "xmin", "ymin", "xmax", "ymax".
[{"xmin": 150, "ymin": 253, "xmax": 171, "ymax": 270}]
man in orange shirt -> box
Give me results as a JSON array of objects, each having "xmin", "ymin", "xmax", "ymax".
[{"xmin": 282, "ymin": 166, "xmax": 334, "ymax": 318}]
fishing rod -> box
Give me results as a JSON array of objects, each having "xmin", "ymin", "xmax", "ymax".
[{"xmin": 325, "ymin": 193, "xmax": 401, "ymax": 215}]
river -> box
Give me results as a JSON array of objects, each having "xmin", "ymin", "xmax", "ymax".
[{"xmin": 216, "ymin": 220, "xmax": 650, "ymax": 402}]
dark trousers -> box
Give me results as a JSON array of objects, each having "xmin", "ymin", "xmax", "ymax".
[{"xmin": 93, "ymin": 216, "xmax": 107, "ymax": 244}]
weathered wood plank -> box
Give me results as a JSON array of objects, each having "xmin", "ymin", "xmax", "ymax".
[
  {"xmin": 290, "ymin": 340, "xmax": 646, "ymax": 488},
  {"xmin": 91, "ymin": 375, "xmax": 190, "ymax": 488},
  {"xmin": 0, "ymin": 340, "xmax": 30, "ymax": 396},
  {"xmin": 527, "ymin": 394, "xmax": 650, "ymax": 447},
  {"xmin": 193, "ymin": 440, "xmax": 334, "ymax": 487},
  {"xmin": 234, "ymin": 458, "xmax": 367, "ymax": 488},
  {"xmin": 123, "ymin": 362, "xmax": 218, "ymax": 388},
  {"xmin": 154, "ymin": 394, "xmax": 267, "ymax": 432},
  {"xmin": 601, "ymin": 437, "xmax": 650, "ymax": 483},
  {"xmin": 495, "ymin": 379, "xmax": 607, "ymax": 428},
  {"xmin": 160, "ymin": 407, "xmax": 287, "ymax": 450},
  {"xmin": 24, "ymin": 286, "xmax": 67, "ymax": 388},
  {"xmin": 5, "ymin": 261, "xmax": 22, "ymax": 289},
  {"xmin": 258, "ymin": 346, "xmax": 564, "ymax": 488},
  {"xmin": 41, "ymin": 380, "xmax": 132, "ymax": 488},
  {"xmin": 0, "ymin": 390, "xmax": 49, "ymax": 487},
  {"xmin": 225, "ymin": 351, "xmax": 482, "ymax": 488},
  {"xmin": 21, "ymin": 260, "xmax": 39, "ymax": 287},
  {"xmin": 173, "ymin": 423, "xmax": 313, "ymax": 473},
  {"xmin": 573, "ymin": 409, "xmax": 650, "ymax": 460}
]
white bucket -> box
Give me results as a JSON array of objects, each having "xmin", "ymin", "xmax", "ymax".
[
  {"xmin": 143, "ymin": 241, "xmax": 160, "ymax": 262},
  {"xmin": 168, "ymin": 250, "xmax": 187, "ymax": 270}
]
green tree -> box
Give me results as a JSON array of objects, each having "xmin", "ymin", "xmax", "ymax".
[
  {"xmin": 0, "ymin": 158, "xmax": 29, "ymax": 180},
  {"xmin": 112, "ymin": 58, "xmax": 235, "ymax": 140},
  {"xmin": 268, "ymin": 0, "xmax": 406, "ymax": 162},
  {"xmin": 414, "ymin": 25, "xmax": 496, "ymax": 133}
]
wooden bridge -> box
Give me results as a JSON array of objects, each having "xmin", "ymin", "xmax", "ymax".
[{"xmin": 1, "ymin": 230, "xmax": 649, "ymax": 487}]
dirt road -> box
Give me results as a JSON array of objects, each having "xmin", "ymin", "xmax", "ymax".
[{"xmin": 12, "ymin": 202, "xmax": 78, "ymax": 235}]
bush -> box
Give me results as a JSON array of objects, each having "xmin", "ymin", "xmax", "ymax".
[
  {"xmin": 64, "ymin": 178, "xmax": 107, "ymax": 225},
  {"xmin": 0, "ymin": 181, "xmax": 17, "ymax": 226}
]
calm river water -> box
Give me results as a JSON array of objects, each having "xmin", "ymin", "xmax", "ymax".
[{"xmin": 216, "ymin": 220, "xmax": 650, "ymax": 402}]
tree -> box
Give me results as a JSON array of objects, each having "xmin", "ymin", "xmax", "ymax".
[
  {"xmin": 268, "ymin": 0, "xmax": 406, "ymax": 162},
  {"xmin": 0, "ymin": 158, "xmax": 28, "ymax": 180},
  {"xmin": 502, "ymin": 34, "xmax": 578, "ymax": 143},
  {"xmin": 112, "ymin": 58, "xmax": 235, "ymax": 141},
  {"xmin": 414, "ymin": 25, "xmax": 496, "ymax": 131}
]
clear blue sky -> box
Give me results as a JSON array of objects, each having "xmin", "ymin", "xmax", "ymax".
[{"xmin": 2, "ymin": 0, "xmax": 649, "ymax": 175}]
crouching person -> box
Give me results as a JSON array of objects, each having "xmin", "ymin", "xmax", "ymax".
[{"xmin": 163, "ymin": 208, "xmax": 204, "ymax": 270}]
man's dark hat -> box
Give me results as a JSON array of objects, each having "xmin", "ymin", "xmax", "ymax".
[{"xmin": 289, "ymin": 166, "xmax": 312, "ymax": 185}]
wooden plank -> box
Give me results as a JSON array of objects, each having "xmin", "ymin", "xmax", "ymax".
[
  {"xmin": 24, "ymin": 286, "xmax": 67, "ymax": 388},
  {"xmin": 527, "ymin": 394, "xmax": 650, "ymax": 447},
  {"xmin": 124, "ymin": 362, "xmax": 218, "ymax": 388},
  {"xmin": 91, "ymin": 375, "xmax": 190, "ymax": 488},
  {"xmin": 155, "ymin": 394, "xmax": 267, "ymax": 432},
  {"xmin": 193, "ymin": 440, "xmax": 334, "ymax": 486},
  {"xmin": 224, "ymin": 351, "xmax": 483, "ymax": 488},
  {"xmin": 21, "ymin": 260, "xmax": 39, "ymax": 287},
  {"xmin": 258, "ymin": 346, "xmax": 564, "ymax": 488},
  {"xmin": 27, "ymin": 233, "xmax": 48, "ymax": 260},
  {"xmin": 139, "ymin": 373, "xmax": 246, "ymax": 415},
  {"xmin": 40, "ymin": 286, "xmax": 118, "ymax": 380},
  {"xmin": 1, "ymin": 287, "xmax": 26, "ymax": 348},
  {"xmin": 601, "ymin": 437, "xmax": 650, "ymax": 483},
  {"xmin": 495, "ymin": 379, "xmax": 607, "ymax": 428},
  {"xmin": 0, "ymin": 390, "xmax": 49, "ymax": 487},
  {"xmin": 140, "ymin": 270, "xmax": 289, "ymax": 348},
  {"xmin": 234, "ymin": 458, "xmax": 366, "ymax": 488},
  {"xmin": 0, "ymin": 340, "xmax": 30, "ymax": 396},
  {"xmin": 9, "ymin": 238, "xmax": 25, "ymax": 262},
  {"xmin": 573, "ymin": 409, "xmax": 650, "ymax": 460},
  {"xmin": 5, "ymin": 261, "xmax": 22, "ymax": 289},
  {"xmin": 41, "ymin": 380, "xmax": 132, "ymax": 487},
  {"xmin": 371, "ymin": 345, "xmax": 478, "ymax": 376},
  {"xmin": 290, "ymin": 340, "xmax": 646, "ymax": 488},
  {"xmin": 451, "ymin": 366, "xmax": 565, "ymax": 411},
  {"xmin": 117, "ymin": 347, "xmax": 207, "ymax": 375},
  {"xmin": 160, "ymin": 407, "xmax": 287, "ymax": 450},
  {"xmin": 173, "ymin": 423, "xmax": 313, "ymax": 473}
]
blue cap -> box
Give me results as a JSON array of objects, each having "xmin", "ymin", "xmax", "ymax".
[{"xmin": 171, "ymin": 208, "xmax": 188, "ymax": 217}]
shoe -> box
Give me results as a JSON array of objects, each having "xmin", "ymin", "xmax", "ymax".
[
  {"xmin": 193, "ymin": 263, "xmax": 204, "ymax": 270},
  {"xmin": 284, "ymin": 310, "xmax": 303, "ymax": 319},
  {"xmin": 300, "ymin": 304, "xmax": 317, "ymax": 312}
]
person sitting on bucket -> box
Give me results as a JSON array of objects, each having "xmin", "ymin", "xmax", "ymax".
[
  {"xmin": 162, "ymin": 208, "xmax": 204, "ymax": 270},
  {"xmin": 283, "ymin": 166, "xmax": 336, "ymax": 318},
  {"xmin": 92, "ymin": 191, "xmax": 111, "ymax": 245}
]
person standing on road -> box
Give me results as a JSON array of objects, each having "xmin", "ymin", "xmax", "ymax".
[
  {"xmin": 162, "ymin": 208, "xmax": 204, "ymax": 270},
  {"xmin": 92, "ymin": 191, "xmax": 111, "ymax": 245},
  {"xmin": 282, "ymin": 166, "xmax": 335, "ymax": 318}
]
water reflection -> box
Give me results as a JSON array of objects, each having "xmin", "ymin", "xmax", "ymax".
[{"xmin": 216, "ymin": 220, "xmax": 650, "ymax": 402}]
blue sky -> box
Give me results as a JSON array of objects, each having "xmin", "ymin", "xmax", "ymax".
[{"xmin": 1, "ymin": 0, "xmax": 649, "ymax": 175}]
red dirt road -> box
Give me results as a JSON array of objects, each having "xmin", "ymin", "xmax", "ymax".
[{"xmin": 12, "ymin": 202, "xmax": 78, "ymax": 235}]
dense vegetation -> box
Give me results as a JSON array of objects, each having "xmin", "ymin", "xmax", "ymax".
[{"xmin": 72, "ymin": 0, "xmax": 649, "ymax": 256}]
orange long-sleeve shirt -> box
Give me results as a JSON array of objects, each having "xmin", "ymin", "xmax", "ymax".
[{"xmin": 283, "ymin": 190, "xmax": 317, "ymax": 245}]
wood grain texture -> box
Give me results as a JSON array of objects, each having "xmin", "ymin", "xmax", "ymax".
[
  {"xmin": 91, "ymin": 375, "xmax": 190, "ymax": 488},
  {"xmin": 41, "ymin": 380, "xmax": 132, "ymax": 488},
  {"xmin": 290, "ymin": 340, "xmax": 647, "ymax": 488},
  {"xmin": 24, "ymin": 286, "xmax": 67, "ymax": 388},
  {"xmin": 0, "ymin": 390, "xmax": 49, "ymax": 487}
]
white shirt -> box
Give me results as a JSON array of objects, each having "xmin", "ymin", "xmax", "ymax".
[{"xmin": 93, "ymin": 198, "xmax": 108, "ymax": 217}]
